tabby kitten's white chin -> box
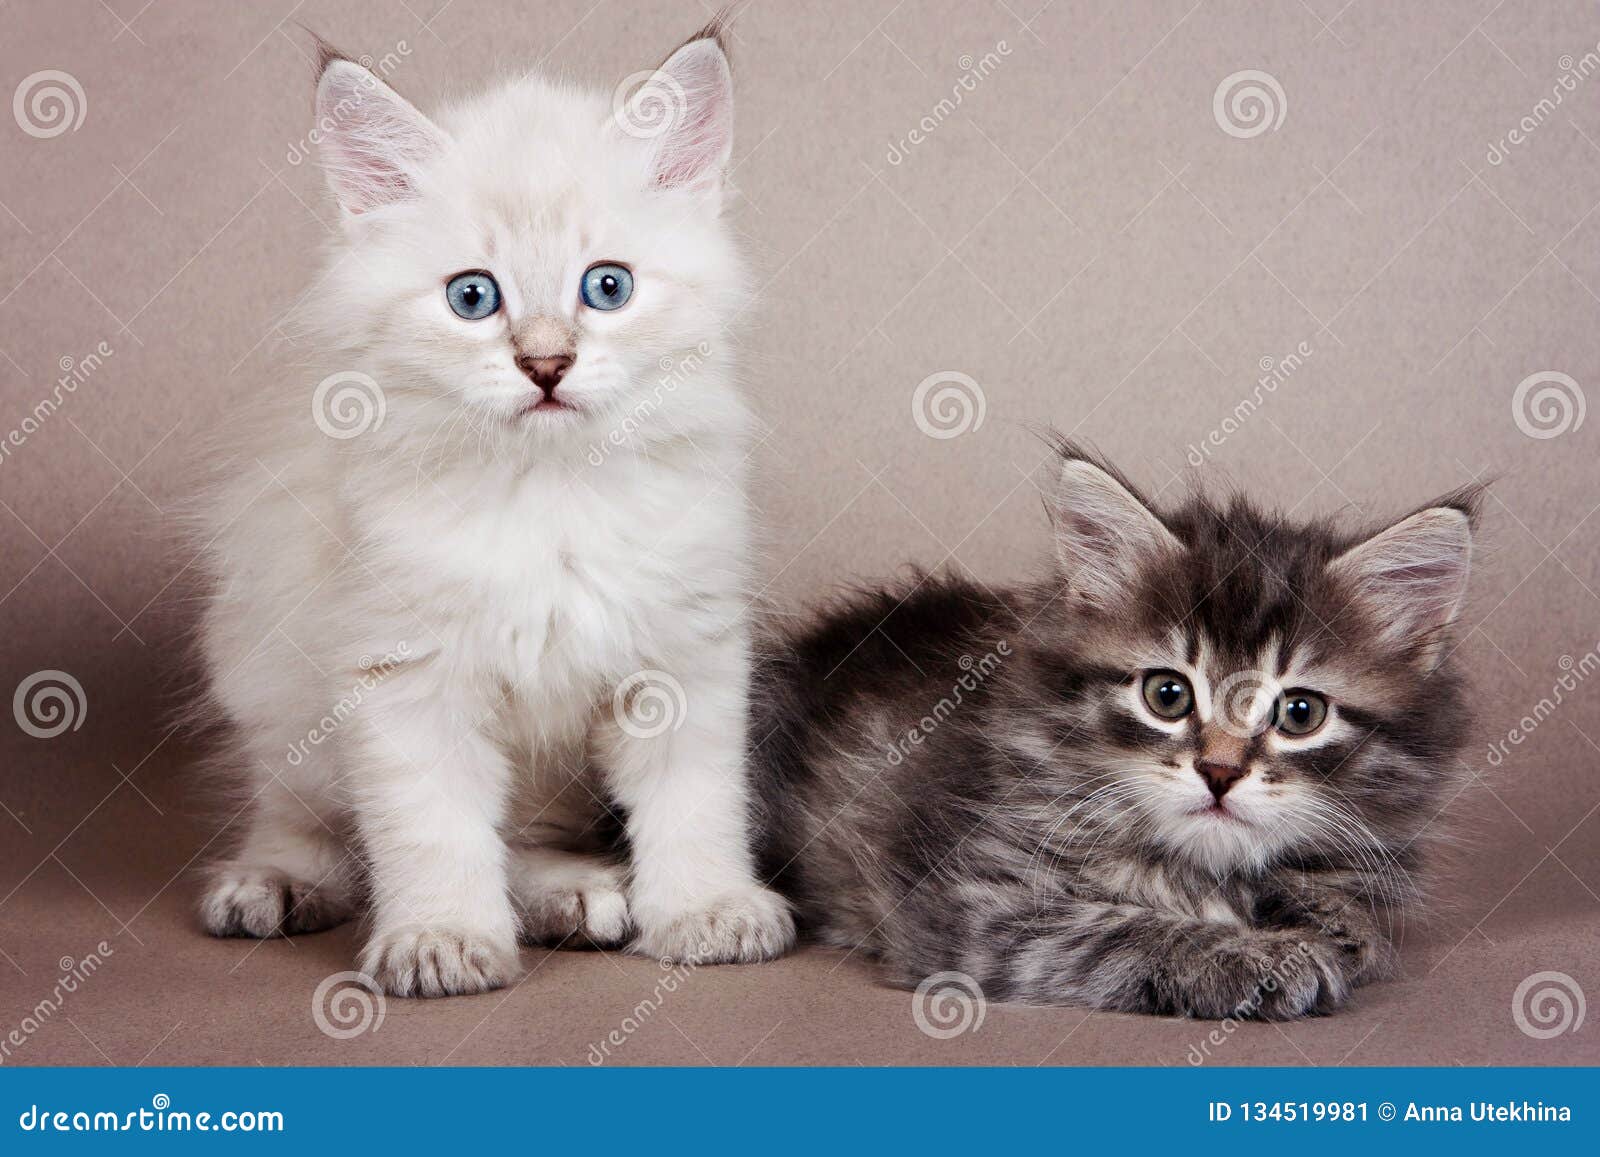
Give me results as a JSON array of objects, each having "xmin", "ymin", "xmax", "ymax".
[{"xmin": 192, "ymin": 26, "xmax": 793, "ymax": 996}]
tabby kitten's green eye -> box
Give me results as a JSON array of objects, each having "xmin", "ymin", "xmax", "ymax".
[
  {"xmin": 1276, "ymin": 690, "xmax": 1328, "ymax": 736},
  {"xmin": 1141, "ymin": 671, "xmax": 1194, "ymax": 720}
]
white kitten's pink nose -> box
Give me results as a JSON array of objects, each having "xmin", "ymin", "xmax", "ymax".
[{"xmin": 517, "ymin": 354, "xmax": 572, "ymax": 397}]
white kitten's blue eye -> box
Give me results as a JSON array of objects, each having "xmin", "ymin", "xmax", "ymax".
[
  {"xmin": 581, "ymin": 263, "xmax": 633, "ymax": 311},
  {"xmin": 446, "ymin": 271, "xmax": 500, "ymax": 320}
]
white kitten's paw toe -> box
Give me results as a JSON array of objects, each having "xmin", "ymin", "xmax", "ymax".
[
  {"xmin": 519, "ymin": 880, "xmax": 632, "ymax": 949},
  {"xmin": 631, "ymin": 886, "xmax": 795, "ymax": 964},
  {"xmin": 362, "ymin": 927, "xmax": 520, "ymax": 998},
  {"xmin": 199, "ymin": 867, "xmax": 352, "ymax": 938}
]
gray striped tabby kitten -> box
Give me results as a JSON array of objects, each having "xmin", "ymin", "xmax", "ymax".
[{"xmin": 754, "ymin": 442, "xmax": 1475, "ymax": 1018}]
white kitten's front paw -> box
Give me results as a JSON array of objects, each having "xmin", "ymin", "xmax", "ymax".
[
  {"xmin": 360, "ymin": 927, "xmax": 519, "ymax": 998},
  {"xmin": 631, "ymin": 886, "xmax": 795, "ymax": 964},
  {"xmin": 518, "ymin": 878, "xmax": 632, "ymax": 948},
  {"xmin": 199, "ymin": 865, "xmax": 353, "ymax": 938},
  {"xmin": 509, "ymin": 848, "xmax": 632, "ymax": 948}
]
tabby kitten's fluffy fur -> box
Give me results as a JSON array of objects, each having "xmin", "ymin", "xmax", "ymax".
[
  {"xmin": 755, "ymin": 443, "xmax": 1476, "ymax": 1018},
  {"xmin": 195, "ymin": 29, "xmax": 793, "ymax": 996}
]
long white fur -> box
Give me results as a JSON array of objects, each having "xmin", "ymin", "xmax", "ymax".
[{"xmin": 193, "ymin": 35, "xmax": 793, "ymax": 996}]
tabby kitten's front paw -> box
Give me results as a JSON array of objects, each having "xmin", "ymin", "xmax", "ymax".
[
  {"xmin": 1199, "ymin": 933, "xmax": 1349, "ymax": 1020},
  {"xmin": 361, "ymin": 927, "xmax": 520, "ymax": 998},
  {"xmin": 631, "ymin": 885, "xmax": 796, "ymax": 964}
]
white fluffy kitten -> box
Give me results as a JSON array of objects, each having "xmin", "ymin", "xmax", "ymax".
[{"xmin": 194, "ymin": 27, "xmax": 794, "ymax": 996}]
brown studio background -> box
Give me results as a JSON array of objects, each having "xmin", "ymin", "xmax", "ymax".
[{"xmin": 0, "ymin": 0, "xmax": 1597, "ymax": 1065}]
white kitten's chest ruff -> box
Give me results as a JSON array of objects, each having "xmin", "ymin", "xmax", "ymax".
[{"xmin": 345, "ymin": 451, "xmax": 748, "ymax": 732}]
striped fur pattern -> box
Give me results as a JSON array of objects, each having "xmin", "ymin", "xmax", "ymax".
[{"xmin": 754, "ymin": 442, "xmax": 1477, "ymax": 1018}]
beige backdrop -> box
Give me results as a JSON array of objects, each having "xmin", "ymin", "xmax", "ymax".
[{"xmin": 1, "ymin": 0, "xmax": 1596, "ymax": 1066}]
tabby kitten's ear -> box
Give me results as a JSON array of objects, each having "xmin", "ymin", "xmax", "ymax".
[
  {"xmin": 1329, "ymin": 500, "xmax": 1475, "ymax": 668},
  {"xmin": 625, "ymin": 26, "xmax": 734, "ymax": 204},
  {"xmin": 1050, "ymin": 448, "xmax": 1181, "ymax": 609},
  {"xmin": 314, "ymin": 48, "xmax": 447, "ymax": 219}
]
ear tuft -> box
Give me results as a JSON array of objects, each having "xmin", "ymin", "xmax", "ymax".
[
  {"xmin": 616, "ymin": 31, "xmax": 734, "ymax": 196},
  {"xmin": 1330, "ymin": 504, "xmax": 1474, "ymax": 667},
  {"xmin": 314, "ymin": 57, "xmax": 446, "ymax": 216},
  {"xmin": 1049, "ymin": 442, "xmax": 1180, "ymax": 609},
  {"xmin": 305, "ymin": 30, "xmax": 351, "ymax": 79},
  {"xmin": 684, "ymin": 13, "xmax": 733, "ymax": 62}
]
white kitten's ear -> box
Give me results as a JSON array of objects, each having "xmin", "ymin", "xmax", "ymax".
[
  {"xmin": 623, "ymin": 27, "xmax": 734, "ymax": 199},
  {"xmin": 314, "ymin": 52, "xmax": 447, "ymax": 216},
  {"xmin": 1329, "ymin": 502, "xmax": 1475, "ymax": 667},
  {"xmin": 1050, "ymin": 448, "xmax": 1181, "ymax": 608}
]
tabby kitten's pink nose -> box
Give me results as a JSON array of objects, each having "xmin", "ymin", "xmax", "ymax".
[
  {"xmin": 517, "ymin": 354, "xmax": 573, "ymax": 396},
  {"xmin": 1197, "ymin": 760, "xmax": 1247, "ymax": 802}
]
